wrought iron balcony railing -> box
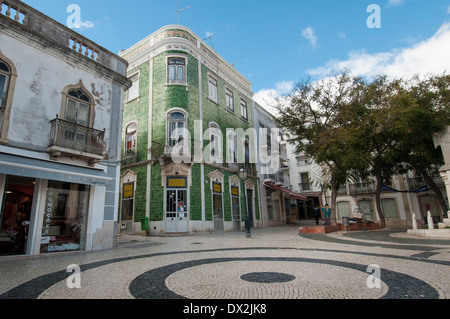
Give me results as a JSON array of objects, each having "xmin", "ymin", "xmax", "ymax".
[
  {"xmin": 298, "ymin": 182, "xmax": 312, "ymax": 192},
  {"xmin": 349, "ymin": 181, "xmax": 376, "ymax": 195},
  {"xmin": 407, "ymin": 176, "xmax": 445, "ymax": 190},
  {"xmin": 47, "ymin": 118, "xmax": 105, "ymax": 161}
]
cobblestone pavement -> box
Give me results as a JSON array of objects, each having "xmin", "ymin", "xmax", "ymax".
[{"xmin": 0, "ymin": 225, "xmax": 449, "ymax": 300}]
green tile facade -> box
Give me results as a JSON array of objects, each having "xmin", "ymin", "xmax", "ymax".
[{"xmin": 118, "ymin": 26, "xmax": 259, "ymax": 235}]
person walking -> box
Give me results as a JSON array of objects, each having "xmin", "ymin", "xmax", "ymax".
[{"xmin": 313, "ymin": 205, "xmax": 320, "ymax": 225}]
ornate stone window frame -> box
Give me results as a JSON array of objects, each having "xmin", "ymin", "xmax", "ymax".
[
  {"xmin": 59, "ymin": 80, "xmax": 96, "ymax": 128},
  {"xmin": 0, "ymin": 50, "xmax": 18, "ymax": 144}
]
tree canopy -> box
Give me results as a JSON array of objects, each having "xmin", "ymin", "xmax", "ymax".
[{"xmin": 275, "ymin": 72, "xmax": 450, "ymax": 227}]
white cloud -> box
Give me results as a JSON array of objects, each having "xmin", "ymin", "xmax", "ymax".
[
  {"xmin": 307, "ymin": 22, "xmax": 450, "ymax": 80},
  {"xmin": 302, "ymin": 26, "xmax": 318, "ymax": 48},
  {"xmin": 254, "ymin": 81, "xmax": 294, "ymax": 114},
  {"xmin": 79, "ymin": 20, "xmax": 94, "ymax": 29},
  {"xmin": 447, "ymin": 6, "xmax": 450, "ymax": 14}
]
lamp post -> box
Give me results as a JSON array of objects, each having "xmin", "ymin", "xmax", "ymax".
[{"xmin": 239, "ymin": 166, "xmax": 251, "ymax": 238}]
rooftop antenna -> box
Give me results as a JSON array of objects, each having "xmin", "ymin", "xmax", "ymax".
[
  {"xmin": 177, "ymin": 0, "xmax": 194, "ymax": 25},
  {"xmin": 203, "ymin": 32, "xmax": 215, "ymax": 51}
]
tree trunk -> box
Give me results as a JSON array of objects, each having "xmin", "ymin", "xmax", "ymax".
[
  {"xmin": 375, "ymin": 174, "xmax": 386, "ymax": 228},
  {"xmin": 417, "ymin": 167, "xmax": 448, "ymax": 219},
  {"xmin": 330, "ymin": 176, "xmax": 338, "ymax": 225}
]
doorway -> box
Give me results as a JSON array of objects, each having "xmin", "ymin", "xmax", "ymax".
[
  {"xmin": 213, "ymin": 182, "xmax": 224, "ymax": 233},
  {"xmin": 0, "ymin": 176, "xmax": 35, "ymax": 256},
  {"xmin": 247, "ymin": 189, "xmax": 254, "ymax": 228},
  {"xmin": 165, "ymin": 188, "xmax": 189, "ymax": 233}
]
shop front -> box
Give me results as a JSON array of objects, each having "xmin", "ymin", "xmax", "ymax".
[
  {"xmin": 0, "ymin": 175, "xmax": 35, "ymax": 255},
  {"xmin": 40, "ymin": 181, "xmax": 90, "ymax": 254},
  {"xmin": 0, "ymin": 174, "xmax": 92, "ymax": 256}
]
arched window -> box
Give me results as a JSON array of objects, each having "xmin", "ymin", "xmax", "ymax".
[
  {"xmin": 227, "ymin": 131, "xmax": 237, "ymax": 164},
  {"xmin": 0, "ymin": 50, "xmax": 18, "ymax": 143},
  {"xmin": 65, "ymin": 88, "xmax": 91, "ymax": 127},
  {"xmin": 0, "ymin": 59, "xmax": 11, "ymax": 136},
  {"xmin": 125, "ymin": 122, "xmax": 138, "ymax": 155},
  {"xmin": 209, "ymin": 123, "xmax": 222, "ymax": 162},
  {"xmin": 167, "ymin": 110, "xmax": 187, "ymax": 146}
]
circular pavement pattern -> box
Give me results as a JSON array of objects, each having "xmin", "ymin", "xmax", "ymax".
[
  {"xmin": 240, "ymin": 272, "xmax": 296, "ymax": 283},
  {"xmin": 129, "ymin": 255, "xmax": 439, "ymax": 299},
  {"xmin": 164, "ymin": 260, "xmax": 387, "ymax": 299}
]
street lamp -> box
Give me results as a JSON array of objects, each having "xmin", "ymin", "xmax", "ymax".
[{"xmin": 239, "ymin": 166, "xmax": 251, "ymax": 238}]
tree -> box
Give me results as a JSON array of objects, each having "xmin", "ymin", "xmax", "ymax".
[
  {"xmin": 275, "ymin": 72, "xmax": 364, "ymax": 220},
  {"xmin": 397, "ymin": 74, "xmax": 450, "ymax": 218},
  {"xmin": 348, "ymin": 76, "xmax": 417, "ymax": 228}
]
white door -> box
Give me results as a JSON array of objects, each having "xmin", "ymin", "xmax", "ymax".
[{"xmin": 165, "ymin": 188, "xmax": 189, "ymax": 233}]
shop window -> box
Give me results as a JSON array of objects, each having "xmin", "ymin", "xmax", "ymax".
[
  {"xmin": 0, "ymin": 176, "xmax": 34, "ymax": 256},
  {"xmin": 40, "ymin": 181, "xmax": 90, "ymax": 254}
]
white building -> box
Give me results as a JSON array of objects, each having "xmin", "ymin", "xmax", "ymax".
[
  {"xmin": 0, "ymin": 0, "xmax": 130, "ymax": 256},
  {"xmin": 252, "ymin": 102, "xmax": 307, "ymax": 226}
]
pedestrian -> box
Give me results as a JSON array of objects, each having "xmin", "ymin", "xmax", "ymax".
[{"xmin": 313, "ymin": 205, "xmax": 320, "ymax": 225}]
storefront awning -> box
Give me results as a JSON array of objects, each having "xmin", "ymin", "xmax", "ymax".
[
  {"xmin": 264, "ymin": 182, "xmax": 308, "ymax": 201},
  {"xmin": 0, "ymin": 153, "xmax": 113, "ymax": 186}
]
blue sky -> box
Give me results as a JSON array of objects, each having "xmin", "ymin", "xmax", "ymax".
[{"xmin": 21, "ymin": 0, "xmax": 450, "ymax": 108}]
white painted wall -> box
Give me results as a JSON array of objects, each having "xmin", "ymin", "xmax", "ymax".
[{"xmin": 0, "ymin": 33, "xmax": 113, "ymax": 154}]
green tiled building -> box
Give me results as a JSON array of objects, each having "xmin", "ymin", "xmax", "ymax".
[{"xmin": 118, "ymin": 26, "xmax": 260, "ymax": 235}]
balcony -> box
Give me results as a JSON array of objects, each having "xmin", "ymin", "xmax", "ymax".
[
  {"xmin": 298, "ymin": 182, "xmax": 312, "ymax": 192},
  {"xmin": 47, "ymin": 118, "xmax": 105, "ymax": 165},
  {"xmin": 407, "ymin": 175, "xmax": 445, "ymax": 191},
  {"xmin": 121, "ymin": 151, "xmax": 138, "ymax": 166},
  {"xmin": 349, "ymin": 181, "xmax": 376, "ymax": 195}
]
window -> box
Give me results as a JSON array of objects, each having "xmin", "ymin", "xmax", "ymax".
[
  {"xmin": 227, "ymin": 132, "xmax": 237, "ymax": 164},
  {"xmin": 337, "ymin": 201, "xmax": 351, "ymax": 218},
  {"xmin": 125, "ymin": 122, "xmax": 138, "ymax": 155},
  {"xmin": 0, "ymin": 59, "xmax": 11, "ymax": 134},
  {"xmin": 168, "ymin": 57, "xmax": 186, "ymax": 84},
  {"xmin": 41, "ymin": 181, "xmax": 90, "ymax": 253},
  {"xmin": 65, "ymin": 89, "xmax": 91, "ymax": 127},
  {"xmin": 167, "ymin": 111, "xmax": 187, "ymax": 146},
  {"xmin": 121, "ymin": 182, "xmax": 134, "ymax": 221},
  {"xmin": 244, "ymin": 140, "xmax": 250, "ymax": 164},
  {"xmin": 299, "ymin": 173, "xmax": 311, "ymax": 191},
  {"xmin": 382, "ymin": 198, "xmax": 398, "ymax": 218},
  {"xmin": 240, "ymin": 99, "xmax": 248, "ymax": 120},
  {"xmin": 209, "ymin": 123, "xmax": 222, "ymax": 162},
  {"xmin": 226, "ymin": 88, "xmax": 234, "ymax": 112},
  {"xmin": 127, "ymin": 73, "xmax": 139, "ymax": 102},
  {"xmin": 208, "ymin": 75, "xmax": 218, "ymax": 103}
]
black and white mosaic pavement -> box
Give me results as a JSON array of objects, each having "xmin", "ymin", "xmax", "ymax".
[{"xmin": 0, "ymin": 227, "xmax": 449, "ymax": 300}]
